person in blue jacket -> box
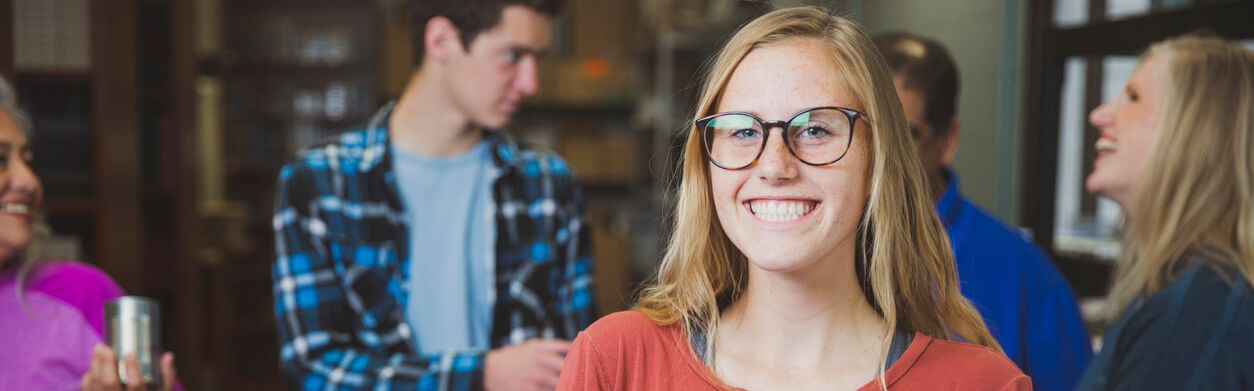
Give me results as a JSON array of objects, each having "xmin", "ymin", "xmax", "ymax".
[{"xmin": 875, "ymin": 32, "xmax": 1092, "ymax": 391}]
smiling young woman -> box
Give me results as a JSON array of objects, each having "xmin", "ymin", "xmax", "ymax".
[{"xmin": 556, "ymin": 7, "xmax": 1026, "ymax": 391}]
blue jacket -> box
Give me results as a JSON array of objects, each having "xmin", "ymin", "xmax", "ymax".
[{"xmin": 937, "ymin": 170, "xmax": 1092, "ymax": 391}]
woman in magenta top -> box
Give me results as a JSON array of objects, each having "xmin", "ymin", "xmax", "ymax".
[
  {"xmin": 0, "ymin": 76, "xmax": 177, "ymax": 390},
  {"xmin": 559, "ymin": 7, "xmax": 1027, "ymax": 391}
]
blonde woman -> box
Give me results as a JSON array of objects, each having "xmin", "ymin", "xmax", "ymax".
[
  {"xmin": 557, "ymin": 7, "xmax": 1027, "ymax": 390},
  {"xmin": 1076, "ymin": 36, "xmax": 1254, "ymax": 390}
]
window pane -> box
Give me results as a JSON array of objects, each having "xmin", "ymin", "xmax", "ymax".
[
  {"xmin": 1053, "ymin": 57, "xmax": 1120, "ymax": 259},
  {"xmin": 1107, "ymin": 0, "xmax": 1151, "ymax": 20},
  {"xmin": 1161, "ymin": 0, "xmax": 1192, "ymax": 11},
  {"xmin": 1054, "ymin": 0, "xmax": 1088, "ymax": 27},
  {"xmin": 1054, "ymin": 57, "xmax": 1087, "ymax": 245},
  {"xmin": 1053, "ymin": 56, "xmax": 1139, "ymax": 261},
  {"xmin": 1102, "ymin": 57, "xmax": 1139, "ymax": 106}
]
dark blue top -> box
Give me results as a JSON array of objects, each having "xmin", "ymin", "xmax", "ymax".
[
  {"xmin": 1076, "ymin": 252, "xmax": 1254, "ymax": 391},
  {"xmin": 937, "ymin": 170, "xmax": 1093, "ymax": 391}
]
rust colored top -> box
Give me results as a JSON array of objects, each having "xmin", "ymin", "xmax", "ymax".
[{"xmin": 558, "ymin": 311, "xmax": 1031, "ymax": 391}]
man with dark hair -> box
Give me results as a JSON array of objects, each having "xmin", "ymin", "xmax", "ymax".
[
  {"xmin": 875, "ymin": 32, "xmax": 1092, "ymax": 391},
  {"xmin": 273, "ymin": 1, "xmax": 594, "ymax": 389}
]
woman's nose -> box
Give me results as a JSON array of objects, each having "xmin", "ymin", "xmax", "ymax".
[
  {"xmin": 1089, "ymin": 101, "xmax": 1113, "ymax": 129},
  {"xmin": 755, "ymin": 127, "xmax": 799, "ymax": 182}
]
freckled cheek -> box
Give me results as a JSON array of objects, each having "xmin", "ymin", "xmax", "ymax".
[{"xmin": 709, "ymin": 173, "xmax": 745, "ymax": 210}]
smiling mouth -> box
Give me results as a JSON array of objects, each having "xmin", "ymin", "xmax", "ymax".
[
  {"xmin": 1096, "ymin": 138, "xmax": 1117, "ymax": 154},
  {"xmin": 0, "ymin": 203, "xmax": 31, "ymax": 216},
  {"xmin": 747, "ymin": 199, "xmax": 818, "ymax": 222}
]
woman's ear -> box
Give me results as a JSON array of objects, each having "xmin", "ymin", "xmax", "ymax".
[{"xmin": 423, "ymin": 16, "xmax": 462, "ymax": 63}]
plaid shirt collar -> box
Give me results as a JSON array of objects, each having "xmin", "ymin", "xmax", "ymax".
[{"xmin": 360, "ymin": 101, "xmax": 526, "ymax": 180}]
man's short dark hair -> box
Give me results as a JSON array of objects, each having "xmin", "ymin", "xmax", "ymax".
[
  {"xmin": 874, "ymin": 32, "xmax": 959, "ymax": 135},
  {"xmin": 409, "ymin": 0, "xmax": 563, "ymax": 65}
]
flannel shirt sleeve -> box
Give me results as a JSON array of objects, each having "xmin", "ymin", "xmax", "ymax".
[
  {"xmin": 551, "ymin": 158, "xmax": 597, "ymax": 338},
  {"xmin": 272, "ymin": 163, "xmax": 487, "ymax": 391}
]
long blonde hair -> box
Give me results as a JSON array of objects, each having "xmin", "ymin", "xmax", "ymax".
[
  {"xmin": 1109, "ymin": 36, "xmax": 1254, "ymax": 318},
  {"xmin": 635, "ymin": 6, "xmax": 998, "ymax": 372}
]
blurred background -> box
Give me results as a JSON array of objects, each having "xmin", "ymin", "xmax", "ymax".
[{"xmin": 2, "ymin": 0, "xmax": 1252, "ymax": 389}]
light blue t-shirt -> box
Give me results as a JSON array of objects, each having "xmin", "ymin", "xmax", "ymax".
[{"xmin": 392, "ymin": 141, "xmax": 496, "ymax": 355}]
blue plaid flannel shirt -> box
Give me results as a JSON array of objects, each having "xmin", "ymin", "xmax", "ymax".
[{"xmin": 273, "ymin": 103, "xmax": 595, "ymax": 390}]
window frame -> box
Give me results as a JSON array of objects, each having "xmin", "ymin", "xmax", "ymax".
[{"xmin": 1021, "ymin": 0, "xmax": 1254, "ymax": 296}]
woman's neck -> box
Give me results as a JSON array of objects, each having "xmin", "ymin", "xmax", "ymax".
[{"xmin": 714, "ymin": 252, "xmax": 886, "ymax": 389}]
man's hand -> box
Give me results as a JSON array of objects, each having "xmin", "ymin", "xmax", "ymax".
[
  {"xmin": 485, "ymin": 339, "xmax": 572, "ymax": 391},
  {"xmin": 81, "ymin": 344, "xmax": 177, "ymax": 391}
]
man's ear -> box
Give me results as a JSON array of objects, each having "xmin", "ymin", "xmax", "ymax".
[
  {"xmin": 940, "ymin": 118, "xmax": 960, "ymax": 166},
  {"xmin": 424, "ymin": 16, "xmax": 462, "ymax": 63}
]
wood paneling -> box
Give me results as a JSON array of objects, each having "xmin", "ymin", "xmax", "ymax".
[
  {"xmin": 91, "ymin": 0, "xmax": 143, "ymax": 292},
  {"xmin": 0, "ymin": 0, "xmax": 12, "ymax": 75},
  {"xmin": 172, "ymin": 0, "xmax": 205, "ymax": 386}
]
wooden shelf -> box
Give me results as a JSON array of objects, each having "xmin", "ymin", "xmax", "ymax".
[
  {"xmin": 12, "ymin": 70, "xmax": 93, "ymax": 83},
  {"xmin": 229, "ymin": 61, "xmax": 372, "ymax": 74},
  {"xmin": 226, "ymin": 159, "xmax": 283, "ymax": 179},
  {"xmin": 143, "ymin": 185, "xmax": 176, "ymax": 199},
  {"xmin": 141, "ymin": 86, "xmax": 170, "ymax": 100},
  {"xmin": 43, "ymin": 196, "xmax": 95, "ymax": 215},
  {"xmin": 266, "ymin": 111, "xmax": 368, "ymax": 122},
  {"xmin": 581, "ymin": 182, "xmax": 646, "ymax": 198},
  {"xmin": 227, "ymin": 0, "xmax": 372, "ymax": 8},
  {"xmin": 521, "ymin": 101, "xmax": 636, "ymax": 116}
]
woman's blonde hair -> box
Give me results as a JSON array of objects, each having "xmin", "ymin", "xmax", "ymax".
[
  {"xmin": 1109, "ymin": 36, "xmax": 1254, "ymax": 318},
  {"xmin": 635, "ymin": 6, "xmax": 998, "ymax": 373}
]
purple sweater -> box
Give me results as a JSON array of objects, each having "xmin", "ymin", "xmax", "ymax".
[{"xmin": 0, "ymin": 262, "xmax": 124, "ymax": 390}]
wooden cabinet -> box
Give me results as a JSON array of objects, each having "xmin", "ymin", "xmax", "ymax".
[{"xmin": 211, "ymin": 1, "xmax": 382, "ymax": 388}]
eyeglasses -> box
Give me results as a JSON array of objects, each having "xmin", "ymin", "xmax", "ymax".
[{"xmin": 697, "ymin": 106, "xmax": 866, "ymax": 170}]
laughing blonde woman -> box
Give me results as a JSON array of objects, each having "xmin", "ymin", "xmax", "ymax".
[
  {"xmin": 1076, "ymin": 35, "xmax": 1254, "ymax": 391},
  {"xmin": 557, "ymin": 7, "xmax": 1027, "ymax": 391}
]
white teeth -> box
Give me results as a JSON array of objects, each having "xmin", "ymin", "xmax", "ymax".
[
  {"xmin": 1096, "ymin": 138, "xmax": 1117, "ymax": 154},
  {"xmin": 749, "ymin": 200, "xmax": 815, "ymax": 222},
  {"xmin": 1, "ymin": 203, "xmax": 29, "ymax": 215}
]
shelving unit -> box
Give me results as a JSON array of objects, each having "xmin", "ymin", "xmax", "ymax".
[{"xmin": 210, "ymin": 1, "xmax": 382, "ymax": 388}]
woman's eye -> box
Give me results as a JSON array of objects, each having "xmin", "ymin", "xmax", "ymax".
[
  {"xmin": 732, "ymin": 129, "xmax": 760, "ymax": 139},
  {"xmin": 800, "ymin": 126, "xmax": 831, "ymax": 138}
]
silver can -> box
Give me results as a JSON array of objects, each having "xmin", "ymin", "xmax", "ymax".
[{"xmin": 104, "ymin": 296, "xmax": 162, "ymax": 388}]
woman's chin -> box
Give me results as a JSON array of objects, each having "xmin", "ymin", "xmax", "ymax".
[
  {"xmin": 746, "ymin": 254, "xmax": 821, "ymax": 275},
  {"xmin": 1084, "ymin": 173, "xmax": 1108, "ymax": 196},
  {"xmin": 0, "ymin": 239, "xmax": 31, "ymax": 264}
]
